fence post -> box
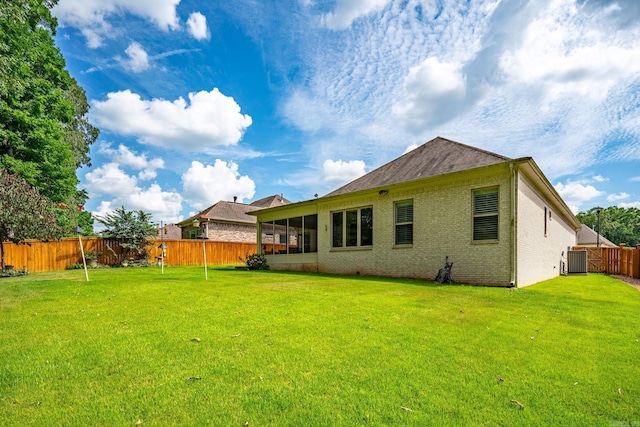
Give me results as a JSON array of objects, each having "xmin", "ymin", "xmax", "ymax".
[{"xmin": 636, "ymin": 245, "xmax": 640, "ymax": 279}]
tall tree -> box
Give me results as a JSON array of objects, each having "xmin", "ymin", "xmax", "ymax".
[
  {"xmin": 0, "ymin": 0, "xmax": 98, "ymax": 203},
  {"xmin": 577, "ymin": 206, "xmax": 640, "ymax": 247},
  {"xmin": 97, "ymin": 207, "xmax": 157, "ymax": 261},
  {"xmin": 0, "ymin": 169, "xmax": 61, "ymax": 270}
]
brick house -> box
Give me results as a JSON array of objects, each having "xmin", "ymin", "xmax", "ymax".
[
  {"xmin": 178, "ymin": 195, "xmax": 291, "ymax": 243},
  {"xmin": 155, "ymin": 223, "xmax": 182, "ymax": 240},
  {"xmin": 250, "ymin": 137, "xmax": 581, "ymax": 287}
]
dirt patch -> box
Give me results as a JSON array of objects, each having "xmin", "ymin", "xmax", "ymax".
[{"xmin": 610, "ymin": 274, "xmax": 640, "ymax": 291}]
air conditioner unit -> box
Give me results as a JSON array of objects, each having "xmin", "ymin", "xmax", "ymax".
[{"xmin": 567, "ymin": 250, "xmax": 588, "ymax": 274}]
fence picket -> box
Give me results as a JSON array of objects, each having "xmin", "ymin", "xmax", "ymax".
[
  {"xmin": 573, "ymin": 245, "xmax": 640, "ymax": 279},
  {"xmin": 1, "ymin": 238, "xmax": 257, "ymax": 272}
]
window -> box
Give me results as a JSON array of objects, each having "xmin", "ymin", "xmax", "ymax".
[
  {"xmin": 473, "ymin": 188, "xmax": 499, "ymax": 241},
  {"xmin": 360, "ymin": 207, "xmax": 373, "ymax": 246},
  {"xmin": 332, "ymin": 207, "xmax": 373, "ymax": 248},
  {"xmin": 395, "ymin": 200, "xmax": 413, "ymax": 245},
  {"xmin": 276, "ymin": 219, "xmax": 288, "ymax": 247},
  {"xmin": 261, "ymin": 215, "xmax": 318, "ymax": 254},
  {"xmin": 289, "ymin": 216, "xmax": 302, "ymax": 253},
  {"xmin": 332, "ymin": 212, "xmax": 343, "ymax": 248},
  {"xmin": 304, "ymin": 215, "xmax": 318, "ymax": 253},
  {"xmin": 346, "ymin": 210, "xmax": 358, "ymax": 246}
]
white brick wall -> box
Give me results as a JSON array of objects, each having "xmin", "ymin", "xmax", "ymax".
[{"xmin": 516, "ymin": 174, "xmax": 577, "ymax": 286}]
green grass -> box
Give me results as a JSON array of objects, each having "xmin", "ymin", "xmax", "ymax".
[{"xmin": 1, "ymin": 268, "xmax": 639, "ymax": 426}]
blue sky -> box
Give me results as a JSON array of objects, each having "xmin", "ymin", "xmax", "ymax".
[{"xmin": 51, "ymin": 0, "xmax": 640, "ymax": 225}]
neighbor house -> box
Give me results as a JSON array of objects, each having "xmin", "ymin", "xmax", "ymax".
[
  {"xmin": 250, "ymin": 137, "xmax": 581, "ymax": 287},
  {"xmin": 576, "ymin": 224, "xmax": 618, "ymax": 248},
  {"xmin": 155, "ymin": 223, "xmax": 182, "ymax": 240},
  {"xmin": 178, "ymin": 195, "xmax": 291, "ymax": 243}
]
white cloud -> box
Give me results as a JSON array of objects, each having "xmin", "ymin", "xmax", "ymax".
[
  {"xmin": 321, "ymin": 0, "xmax": 390, "ymax": 29},
  {"xmin": 322, "ymin": 159, "xmax": 366, "ymax": 185},
  {"xmin": 91, "ymin": 89, "xmax": 252, "ymax": 151},
  {"xmin": 187, "ymin": 12, "xmax": 210, "ymax": 40},
  {"xmin": 403, "ymin": 143, "xmax": 419, "ymax": 154},
  {"xmin": 119, "ymin": 42, "xmax": 150, "ymax": 72},
  {"xmin": 53, "ymin": 0, "xmax": 181, "ymax": 47},
  {"xmin": 607, "ymin": 192, "xmax": 630, "ymax": 202},
  {"xmin": 84, "ymin": 163, "xmax": 138, "ymax": 198},
  {"xmin": 619, "ymin": 201, "xmax": 640, "ymax": 209},
  {"xmin": 393, "ymin": 57, "xmax": 466, "ymax": 132},
  {"xmin": 630, "ymin": 176, "xmax": 640, "ymax": 182},
  {"xmin": 98, "ymin": 143, "xmax": 164, "ymax": 180},
  {"xmin": 281, "ymin": 90, "xmax": 334, "ymax": 133},
  {"xmin": 499, "ymin": 0, "xmax": 640, "ymax": 102},
  {"xmin": 593, "ymin": 175, "xmax": 608, "ymax": 182},
  {"xmin": 92, "ymin": 184, "xmax": 184, "ymax": 225},
  {"xmin": 181, "ymin": 160, "xmax": 256, "ymax": 210},
  {"xmin": 85, "ymin": 164, "xmax": 183, "ymax": 224},
  {"xmin": 554, "ymin": 181, "xmax": 604, "ymax": 212}
]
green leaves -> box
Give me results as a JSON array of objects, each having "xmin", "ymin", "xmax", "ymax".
[
  {"xmin": 0, "ymin": 168, "xmax": 61, "ymax": 269},
  {"xmin": 577, "ymin": 206, "xmax": 640, "ymax": 246},
  {"xmin": 96, "ymin": 207, "xmax": 157, "ymax": 260},
  {"xmin": 0, "ymin": 0, "xmax": 97, "ymax": 203}
]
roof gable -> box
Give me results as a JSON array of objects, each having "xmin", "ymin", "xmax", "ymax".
[
  {"xmin": 325, "ymin": 136, "xmax": 511, "ymax": 197},
  {"xmin": 250, "ymin": 194, "xmax": 291, "ymax": 207},
  {"xmin": 200, "ymin": 201, "xmax": 261, "ymax": 223},
  {"xmin": 179, "ymin": 195, "xmax": 291, "ymax": 226}
]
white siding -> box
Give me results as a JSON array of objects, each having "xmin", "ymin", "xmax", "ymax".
[{"xmin": 516, "ymin": 173, "xmax": 577, "ymax": 287}]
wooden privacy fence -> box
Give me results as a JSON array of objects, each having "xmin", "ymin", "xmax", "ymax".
[
  {"xmin": 572, "ymin": 245, "xmax": 640, "ymax": 279},
  {"xmin": 1, "ymin": 237, "xmax": 259, "ymax": 273}
]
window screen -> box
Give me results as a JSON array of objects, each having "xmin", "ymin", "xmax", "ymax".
[
  {"xmin": 473, "ymin": 188, "xmax": 498, "ymax": 241},
  {"xmin": 395, "ymin": 201, "xmax": 413, "ymax": 245}
]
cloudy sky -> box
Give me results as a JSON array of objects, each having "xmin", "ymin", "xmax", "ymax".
[{"xmin": 52, "ymin": 0, "xmax": 640, "ymax": 224}]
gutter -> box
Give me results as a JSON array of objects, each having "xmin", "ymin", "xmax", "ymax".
[{"xmin": 509, "ymin": 163, "xmax": 517, "ymax": 287}]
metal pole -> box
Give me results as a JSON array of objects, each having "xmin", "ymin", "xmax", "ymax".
[
  {"xmin": 78, "ymin": 234, "xmax": 89, "ymax": 282},
  {"xmin": 203, "ymin": 239, "xmax": 208, "ymax": 280},
  {"xmin": 194, "ymin": 218, "xmax": 208, "ymax": 280},
  {"xmin": 72, "ymin": 205, "xmax": 88, "ymax": 282},
  {"xmin": 596, "ymin": 207, "xmax": 602, "ymax": 248},
  {"xmin": 160, "ymin": 221, "xmax": 164, "ymax": 275}
]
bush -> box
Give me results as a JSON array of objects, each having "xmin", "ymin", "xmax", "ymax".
[
  {"xmin": 1, "ymin": 266, "xmax": 27, "ymax": 277},
  {"xmin": 243, "ymin": 253, "xmax": 269, "ymax": 270},
  {"xmin": 67, "ymin": 262, "xmax": 110, "ymax": 270}
]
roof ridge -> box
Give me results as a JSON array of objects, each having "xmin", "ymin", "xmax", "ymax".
[
  {"xmin": 433, "ymin": 136, "xmax": 511, "ymax": 161},
  {"xmin": 324, "ymin": 136, "xmax": 511, "ymax": 197}
]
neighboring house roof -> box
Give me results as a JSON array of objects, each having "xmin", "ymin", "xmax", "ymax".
[
  {"xmin": 326, "ymin": 136, "xmax": 511, "ymax": 197},
  {"xmin": 250, "ymin": 194, "xmax": 292, "ymax": 208},
  {"xmin": 577, "ymin": 224, "xmax": 618, "ymax": 247},
  {"xmin": 179, "ymin": 196, "xmax": 291, "ymax": 227}
]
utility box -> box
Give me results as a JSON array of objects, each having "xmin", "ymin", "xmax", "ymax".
[{"xmin": 567, "ymin": 250, "xmax": 588, "ymax": 274}]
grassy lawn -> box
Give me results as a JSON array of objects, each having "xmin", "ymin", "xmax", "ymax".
[{"xmin": 1, "ymin": 268, "xmax": 639, "ymax": 426}]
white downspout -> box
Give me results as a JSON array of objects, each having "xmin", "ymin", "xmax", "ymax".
[{"xmin": 510, "ymin": 163, "xmax": 517, "ymax": 287}]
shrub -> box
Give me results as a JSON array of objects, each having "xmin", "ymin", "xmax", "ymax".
[
  {"xmin": 243, "ymin": 253, "xmax": 269, "ymax": 270},
  {"xmin": 0, "ymin": 266, "xmax": 27, "ymax": 277}
]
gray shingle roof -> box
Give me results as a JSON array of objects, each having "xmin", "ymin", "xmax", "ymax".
[
  {"xmin": 577, "ymin": 224, "xmax": 618, "ymax": 247},
  {"xmin": 325, "ymin": 136, "xmax": 511, "ymax": 197},
  {"xmin": 179, "ymin": 195, "xmax": 292, "ymax": 226},
  {"xmin": 198, "ymin": 201, "xmax": 261, "ymax": 224},
  {"xmin": 249, "ymin": 194, "xmax": 292, "ymax": 207}
]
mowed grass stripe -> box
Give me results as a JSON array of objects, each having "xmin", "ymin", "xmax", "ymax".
[{"xmin": 1, "ymin": 268, "xmax": 638, "ymax": 426}]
